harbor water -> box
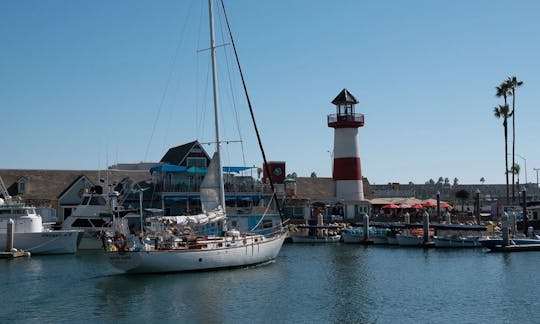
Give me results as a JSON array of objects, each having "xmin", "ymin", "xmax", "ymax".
[{"xmin": 2, "ymin": 244, "xmax": 540, "ymax": 323}]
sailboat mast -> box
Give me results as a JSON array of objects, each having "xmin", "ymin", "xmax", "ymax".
[{"xmin": 208, "ymin": 0, "xmax": 226, "ymax": 210}]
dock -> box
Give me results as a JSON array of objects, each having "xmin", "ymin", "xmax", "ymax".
[
  {"xmin": 488, "ymin": 244, "xmax": 540, "ymax": 252},
  {"xmin": 0, "ymin": 250, "xmax": 30, "ymax": 259}
]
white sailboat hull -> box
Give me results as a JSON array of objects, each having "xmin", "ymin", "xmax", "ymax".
[
  {"xmin": 105, "ymin": 233, "xmax": 286, "ymax": 273},
  {"xmin": 0, "ymin": 230, "xmax": 82, "ymax": 254}
]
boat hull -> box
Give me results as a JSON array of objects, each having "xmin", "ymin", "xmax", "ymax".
[
  {"xmin": 291, "ymin": 235, "xmax": 341, "ymax": 243},
  {"xmin": 105, "ymin": 234, "xmax": 286, "ymax": 273},
  {"xmin": 78, "ymin": 236, "xmax": 105, "ymax": 250},
  {"xmin": 372, "ymin": 235, "xmax": 388, "ymax": 245},
  {"xmin": 434, "ymin": 236, "xmax": 481, "ymax": 248},
  {"xmin": 479, "ymin": 237, "xmax": 540, "ymax": 248},
  {"xmin": 341, "ymin": 232, "xmax": 365, "ymax": 243},
  {"xmin": 396, "ymin": 234, "xmax": 423, "ymax": 246},
  {"xmin": 0, "ymin": 230, "xmax": 83, "ymax": 254}
]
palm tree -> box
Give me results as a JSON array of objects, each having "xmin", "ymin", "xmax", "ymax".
[
  {"xmin": 511, "ymin": 163, "xmax": 521, "ymax": 186},
  {"xmin": 506, "ymin": 76, "xmax": 524, "ymax": 203},
  {"xmin": 494, "ymin": 104, "xmax": 510, "ymax": 204},
  {"xmin": 455, "ymin": 189, "xmax": 470, "ymax": 212}
]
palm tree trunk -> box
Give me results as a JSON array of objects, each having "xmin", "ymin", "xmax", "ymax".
[
  {"xmin": 504, "ymin": 119, "xmax": 509, "ymax": 205},
  {"xmin": 512, "ymin": 89, "xmax": 516, "ymax": 204},
  {"xmin": 512, "ymin": 87, "xmax": 516, "ymax": 204}
]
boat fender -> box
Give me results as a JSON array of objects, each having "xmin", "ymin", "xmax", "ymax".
[{"xmin": 114, "ymin": 233, "xmax": 128, "ymax": 251}]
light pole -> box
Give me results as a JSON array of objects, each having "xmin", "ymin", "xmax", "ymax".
[
  {"xmin": 509, "ymin": 153, "xmax": 527, "ymax": 184},
  {"xmin": 436, "ymin": 191, "xmax": 441, "ymax": 222},
  {"xmin": 534, "ymin": 168, "xmax": 540, "ymax": 188},
  {"xmin": 475, "ymin": 189, "xmax": 481, "ymax": 225},
  {"xmin": 326, "ymin": 150, "xmax": 334, "ymax": 173}
]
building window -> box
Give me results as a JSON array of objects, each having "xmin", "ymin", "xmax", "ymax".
[
  {"xmin": 187, "ymin": 157, "xmax": 207, "ymax": 168},
  {"xmin": 18, "ymin": 179, "xmax": 26, "ymax": 193}
]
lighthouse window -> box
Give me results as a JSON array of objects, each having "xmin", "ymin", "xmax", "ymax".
[{"xmin": 337, "ymin": 104, "xmax": 353, "ymax": 116}]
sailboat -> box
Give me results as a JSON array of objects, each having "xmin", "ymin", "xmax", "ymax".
[{"xmin": 103, "ymin": 0, "xmax": 286, "ymax": 273}]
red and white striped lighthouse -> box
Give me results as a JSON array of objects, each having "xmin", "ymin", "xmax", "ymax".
[{"xmin": 327, "ymin": 88, "xmax": 365, "ymax": 201}]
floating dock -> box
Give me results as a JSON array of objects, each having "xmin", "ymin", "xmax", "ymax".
[
  {"xmin": 0, "ymin": 250, "xmax": 30, "ymax": 259},
  {"xmin": 488, "ymin": 244, "xmax": 540, "ymax": 252}
]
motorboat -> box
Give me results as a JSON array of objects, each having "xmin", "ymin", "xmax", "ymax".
[
  {"xmin": 291, "ymin": 233, "xmax": 341, "ymax": 243},
  {"xmin": 0, "ymin": 198, "xmax": 82, "ymax": 254},
  {"xmin": 433, "ymin": 224, "xmax": 486, "ymax": 248},
  {"xmin": 58, "ymin": 190, "xmax": 122, "ymax": 250}
]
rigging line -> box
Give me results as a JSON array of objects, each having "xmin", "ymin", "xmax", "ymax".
[
  {"xmin": 219, "ymin": 0, "xmax": 283, "ymax": 217},
  {"xmin": 249, "ymin": 194, "xmax": 274, "ymax": 232},
  {"xmin": 216, "ymin": 6, "xmax": 247, "ymax": 168},
  {"xmin": 144, "ymin": 2, "xmax": 196, "ymax": 161}
]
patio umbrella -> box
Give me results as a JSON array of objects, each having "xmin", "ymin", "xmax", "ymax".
[
  {"xmin": 440, "ymin": 202, "xmax": 453, "ymax": 209},
  {"xmin": 411, "ymin": 203, "xmax": 424, "ymax": 209},
  {"xmin": 399, "ymin": 203, "xmax": 411, "ymax": 209},
  {"xmin": 382, "ymin": 203, "xmax": 400, "ymax": 209},
  {"xmin": 422, "ymin": 200, "xmax": 437, "ymax": 207}
]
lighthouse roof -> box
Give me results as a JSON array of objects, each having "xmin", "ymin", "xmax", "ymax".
[{"xmin": 331, "ymin": 88, "xmax": 359, "ymax": 105}]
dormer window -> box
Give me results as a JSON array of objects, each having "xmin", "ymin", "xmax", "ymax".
[{"xmin": 18, "ymin": 179, "xmax": 26, "ymax": 193}]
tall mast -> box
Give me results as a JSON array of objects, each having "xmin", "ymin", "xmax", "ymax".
[{"xmin": 208, "ymin": 0, "xmax": 226, "ymax": 210}]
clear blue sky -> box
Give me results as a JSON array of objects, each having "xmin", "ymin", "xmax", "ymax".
[{"xmin": 1, "ymin": 0, "xmax": 539, "ymax": 186}]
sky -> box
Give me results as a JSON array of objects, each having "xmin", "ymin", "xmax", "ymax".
[{"xmin": 1, "ymin": 0, "xmax": 539, "ymax": 186}]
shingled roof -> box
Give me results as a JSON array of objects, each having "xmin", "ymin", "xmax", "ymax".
[
  {"xmin": 0, "ymin": 169, "xmax": 151, "ymax": 202},
  {"xmin": 161, "ymin": 140, "xmax": 202, "ymax": 165},
  {"xmin": 291, "ymin": 177, "xmax": 374, "ymax": 201}
]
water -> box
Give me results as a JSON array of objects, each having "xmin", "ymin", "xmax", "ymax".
[{"xmin": 1, "ymin": 244, "xmax": 540, "ymax": 323}]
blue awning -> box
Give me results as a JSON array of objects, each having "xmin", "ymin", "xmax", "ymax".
[
  {"xmin": 187, "ymin": 166, "xmax": 207, "ymax": 174},
  {"xmin": 150, "ymin": 165, "xmax": 187, "ymax": 174},
  {"xmin": 223, "ymin": 166, "xmax": 254, "ymax": 173}
]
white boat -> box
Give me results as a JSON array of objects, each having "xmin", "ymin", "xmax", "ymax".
[
  {"xmin": 0, "ymin": 196, "xmax": 82, "ymax": 254},
  {"xmin": 433, "ymin": 224, "xmax": 486, "ymax": 248},
  {"xmin": 104, "ymin": 1, "xmax": 286, "ymax": 274},
  {"xmin": 434, "ymin": 235, "xmax": 481, "ymax": 248},
  {"xmin": 396, "ymin": 233, "xmax": 423, "ymax": 246},
  {"xmin": 341, "ymin": 228, "xmax": 365, "ymax": 243},
  {"xmin": 59, "ymin": 190, "xmax": 116, "ymax": 250},
  {"xmin": 291, "ymin": 234, "xmax": 341, "ymax": 243},
  {"xmin": 341, "ymin": 226, "xmax": 389, "ymax": 244}
]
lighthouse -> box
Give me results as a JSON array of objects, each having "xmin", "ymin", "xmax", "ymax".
[{"xmin": 328, "ymin": 88, "xmax": 368, "ymax": 219}]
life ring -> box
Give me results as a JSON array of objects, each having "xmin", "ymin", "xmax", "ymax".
[{"xmin": 114, "ymin": 233, "xmax": 128, "ymax": 251}]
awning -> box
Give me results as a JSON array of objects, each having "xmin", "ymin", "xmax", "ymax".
[
  {"xmin": 223, "ymin": 166, "xmax": 254, "ymax": 173},
  {"xmin": 150, "ymin": 165, "xmax": 187, "ymax": 174}
]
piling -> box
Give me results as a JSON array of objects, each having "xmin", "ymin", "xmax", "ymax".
[
  {"xmin": 502, "ymin": 212, "xmax": 509, "ymax": 246},
  {"xmin": 422, "ymin": 211, "xmax": 430, "ymax": 244},
  {"xmin": 363, "ymin": 214, "xmax": 369, "ymax": 242},
  {"xmin": 6, "ymin": 218, "xmax": 14, "ymax": 252}
]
